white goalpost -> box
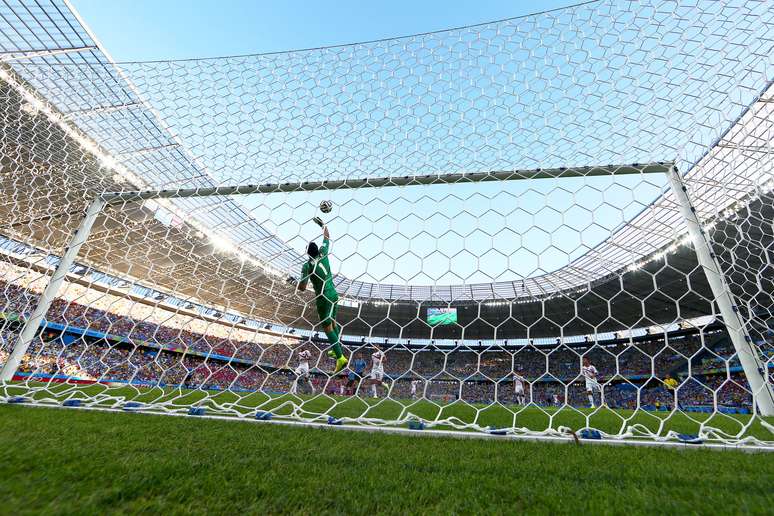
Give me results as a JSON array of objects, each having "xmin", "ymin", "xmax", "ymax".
[
  {"xmin": 1, "ymin": 0, "xmax": 773, "ymax": 450},
  {"xmin": 2, "ymin": 163, "xmax": 671, "ymax": 382}
]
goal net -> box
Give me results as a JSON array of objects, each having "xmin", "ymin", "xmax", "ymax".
[{"xmin": 0, "ymin": 0, "xmax": 773, "ymax": 449}]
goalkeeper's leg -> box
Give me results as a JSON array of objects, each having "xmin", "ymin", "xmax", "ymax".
[
  {"xmin": 324, "ymin": 324, "xmax": 347, "ymax": 374},
  {"xmin": 319, "ymin": 301, "xmax": 347, "ymax": 373},
  {"xmin": 332, "ymin": 311, "xmax": 343, "ymax": 359},
  {"xmin": 321, "ymin": 302, "xmax": 346, "ymax": 362}
]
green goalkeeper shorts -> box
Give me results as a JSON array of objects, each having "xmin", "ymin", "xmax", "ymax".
[{"xmin": 316, "ymin": 296, "xmax": 338, "ymax": 327}]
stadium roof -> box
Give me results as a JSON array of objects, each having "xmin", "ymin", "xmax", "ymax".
[{"xmin": 0, "ymin": 0, "xmax": 772, "ymax": 338}]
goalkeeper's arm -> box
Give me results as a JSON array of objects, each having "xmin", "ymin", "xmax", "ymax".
[
  {"xmin": 313, "ymin": 216, "xmax": 330, "ymax": 241},
  {"xmin": 288, "ymin": 265, "xmax": 309, "ymax": 292},
  {"xmin": 286, "ymin": 275, "xmax": 305, "ymax": 293}
]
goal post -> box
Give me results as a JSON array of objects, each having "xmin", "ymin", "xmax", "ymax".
[
  {"xmin": 666, "ymin": 166, "xmax": 774, "ymax": 416},
  {"xmin": 3, "ymin": 161, "xmax": 773, "ymax": 418},
  {"xmin": 100, "ymin": 162, "xmax": 673, "ymax": 202},
  {"xmin": 0, "ymin": 197, "xmax": 106, "ymax": 382},
  {"xmin": 0, "ymin": 161, "xmax": 671, "ymax": 383}
]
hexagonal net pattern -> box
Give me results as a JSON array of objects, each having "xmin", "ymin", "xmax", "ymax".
[{"xmin": 0, "ymin": 0, "xmax": 773, "ymax": 448}]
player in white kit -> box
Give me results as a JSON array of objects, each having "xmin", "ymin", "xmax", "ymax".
[
  {"xmin": 582, "ymin": 357, "xmax": 602, "ymax": 408},
  {"xmin": 410, "ymin": 379, "xmax": 422, "ymax": 399},
  {"xmin": 513, "ymin": 371, "xmax": 527, "ymax": 405},
  {"xmin": 368, "ymin": 349, "xmax": 390, "ymax": 398},
  {"xmin": 291, "ymin": 349, "xmax": 315, "ymax": 395}
]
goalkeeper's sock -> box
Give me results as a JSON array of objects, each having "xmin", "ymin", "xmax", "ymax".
[
  {"xmin": 587, "ymin": 394, "xmax": 595, "ymax": 407},
  {"xmin": 332, "ymin": 330, "xmax": 344, "ymax": 358},
  {"xmin": 324, "ymin": 329, "xmax": 343, "ymax": 359},
  {"xmin": 333, "ymin": 323, "xmax": 344, "ymax": 353}
]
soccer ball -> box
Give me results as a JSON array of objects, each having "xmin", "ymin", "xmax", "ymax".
[{"xmin": 320, "ymin": 200, "xmax": 333, "ymax": 213}]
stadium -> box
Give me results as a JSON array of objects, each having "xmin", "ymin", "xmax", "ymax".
[{"xmin": 1, "ymin": 0, "xmax": 773, "ymax": 513}]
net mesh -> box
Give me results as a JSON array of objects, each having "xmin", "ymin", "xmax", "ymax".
[{"xmin": 0, "ymin": 0, "xmax": 773, "ymax": 447}]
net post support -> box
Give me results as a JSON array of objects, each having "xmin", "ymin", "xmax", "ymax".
[
  {"xmin": 0, "ymin": 197, "xmax": 106, "ymax": 382},
  {"xmin": 666, "ymin": 166, "xmax": 774, "ymax": 416}
]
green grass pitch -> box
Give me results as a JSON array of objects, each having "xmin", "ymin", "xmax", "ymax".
[
  {"xmin": 7, "ymin": 382, "xmax": 774, "ymax": 441},
  {"xmin": 1, "ymin": 404, "xmax": 773, "ymax": 514}
]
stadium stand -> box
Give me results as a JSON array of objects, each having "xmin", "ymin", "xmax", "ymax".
[{"xmin": 1, "ymin": 265, "xmax": 764, "ymax": 412}]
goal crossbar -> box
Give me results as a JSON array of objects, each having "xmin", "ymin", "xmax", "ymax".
[{"xmin": 102, "ymin": 162, "xmax": 673, "ymax": 203}]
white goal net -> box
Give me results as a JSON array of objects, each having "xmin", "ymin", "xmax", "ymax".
[{"xmin": 0, "ymin": 0, "xmax": 773, "ymax": 449}]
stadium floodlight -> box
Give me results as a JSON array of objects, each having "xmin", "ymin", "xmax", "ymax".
[{"xmin": 1, "ymin": 0, "xmax": 774, "ymax": 450}]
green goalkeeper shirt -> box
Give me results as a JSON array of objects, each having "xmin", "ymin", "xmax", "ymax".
[{"xmin": 301, "ymin": 238, "xmax": 338, "ymax": 302}]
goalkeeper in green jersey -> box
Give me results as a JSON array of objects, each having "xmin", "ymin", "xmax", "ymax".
[{"xmin": 292, "ymin": 218, "xmax": 348, "ymax": 374}]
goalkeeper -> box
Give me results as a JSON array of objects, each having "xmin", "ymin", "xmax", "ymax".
[{"xmin": 291, "ymin": 218, "xmax": 348, "ymax": 374}]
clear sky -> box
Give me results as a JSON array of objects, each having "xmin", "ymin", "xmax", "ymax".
[
  {"xmin": 71, "ymin": 0, "xmax": 644, "ymax": 287},
  {"xmin": 71, "ymin": 0, "xmax": 581, "ymax": 61},
  {"xmin": 61, "ymin": 1, "xmax": 768, "ymax": 290}
]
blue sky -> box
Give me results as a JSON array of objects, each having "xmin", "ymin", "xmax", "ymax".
[
  {"xmin": 72, "ymin": 0, "xmax": 645, "ymax": 287},
  {"xmin": 63, "ymin": 1, "xmax": 769, "ymax": 288},
  {"xmin": 71, "ymin": 1, "xmax": 579, "ymax": 61}
]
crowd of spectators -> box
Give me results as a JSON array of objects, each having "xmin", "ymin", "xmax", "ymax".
[
  {"xmin": 329, "ymin": 331, "xmax": 721, "ymax": 385},
  {"xmin": 2, "ymin": 329, "xmax": 757, "ymax": 409},
  {"xmin": 0, "ymin": 263, "xmax": 297, "ymax": 364},
  {"xmin": 0, "ymin": 259, "xmax": 767, "ymax": 411}
]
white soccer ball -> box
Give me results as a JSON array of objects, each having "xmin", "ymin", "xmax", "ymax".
[{"xmin": 319, "ymin": 200, "xmax": 333, "ymax": 213}]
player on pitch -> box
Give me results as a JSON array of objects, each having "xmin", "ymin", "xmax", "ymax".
[{"xmin": 289, "ymin": 217, "xmax": 348, "ymax": 374}]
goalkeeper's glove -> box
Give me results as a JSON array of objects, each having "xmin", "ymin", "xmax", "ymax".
[
  {"xmin": 286, "ymin": 275, "xmax": 298, "ymax": 286},
  {"xmin": 312, "ymin": 216, "xmax": 325, "ymax": 228}
]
